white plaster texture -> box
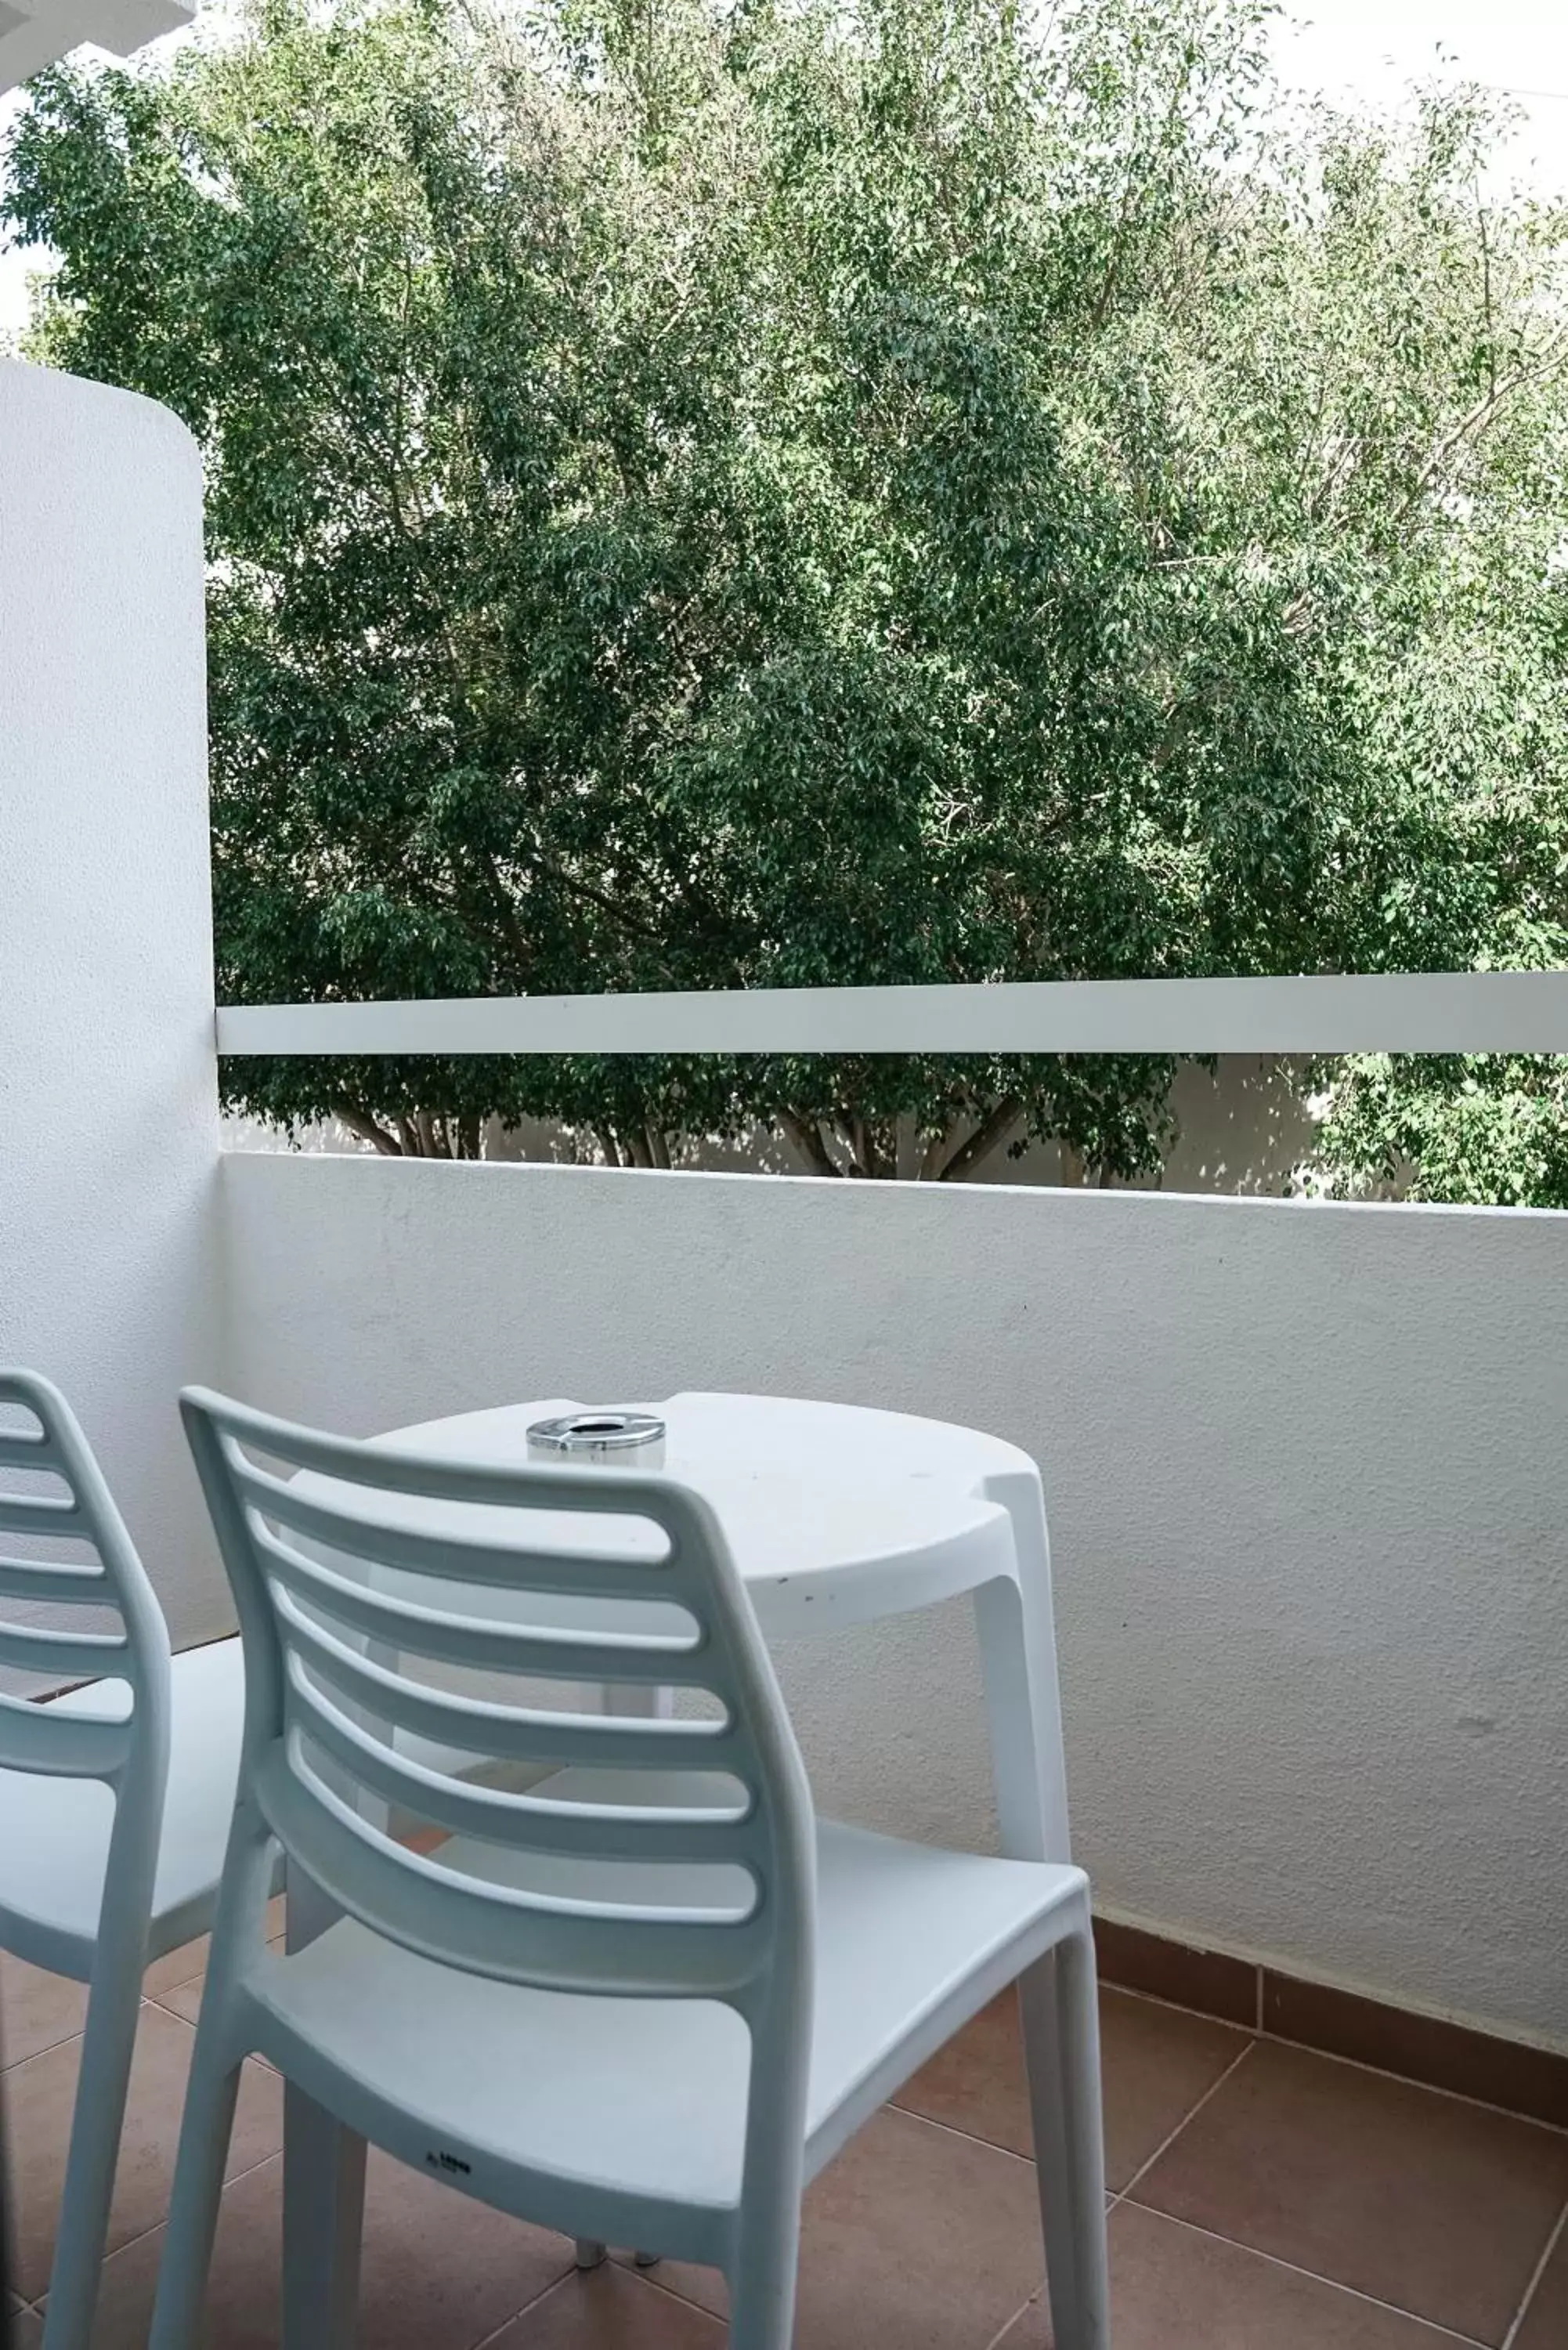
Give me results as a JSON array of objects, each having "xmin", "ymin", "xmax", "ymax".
[
  {"xmin": 1, "ymin": 359, "xmax": 228, "ymax": 1646},
  {"xmin": 220, "ymin": 1152, "xmax": 1568, "ymax": 2051}
]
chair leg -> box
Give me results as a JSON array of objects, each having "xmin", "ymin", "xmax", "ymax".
[
  {"xmin": 726, "ymin": 2187, "xmax": 802, "ymax": 2350},
  {"xmin": 146, "ymin": 2023, "xmax": 244, "ymax": 2350},
  {"xmin": 38, "ymin": 1954, "xmax": 143, "ymax": 2350},
  {"xmin": 1019, "ymin": 1927, "xmax": 1111, "ymax": 2350},
  {"xmin": 726, "ymin": 2251, "xmax": 800, "ymax": 2350},
  {"xmin": 574, "ymin": 2240, "xmax": 607, "ymax": 2271}
]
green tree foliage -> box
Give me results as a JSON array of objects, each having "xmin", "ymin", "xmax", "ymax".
[{"xmin": 5, "ymin": 0, "xmax": 1566, "ymax": 1187}]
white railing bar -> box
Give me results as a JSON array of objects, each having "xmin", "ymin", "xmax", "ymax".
[{"xmin": 215, "ymin": 971, "xmax": 1568, "ymax": 1058}]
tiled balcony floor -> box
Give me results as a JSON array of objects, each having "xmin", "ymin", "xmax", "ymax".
[{"xmin": 5, "ymin": 1929, "xmax": 1566, "ymax": 2349}]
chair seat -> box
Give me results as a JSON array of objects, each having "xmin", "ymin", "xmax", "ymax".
[
  {"xmin": 0, "ymin": 1637, "xmax": 246, "ymax": 1976},
  {"xmin": 247, "ymin": 1811, "xmax": 1082, "ymax": 2234}
]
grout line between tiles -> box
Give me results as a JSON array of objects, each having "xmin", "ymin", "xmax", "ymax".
[
  {"xmin": 1, "ymin": 2030, "xmax": 81, "ymax": 2074},
  {"xmin": 1251, "ymin": 2027, "xmax": 1568, "ymax": 2138},
  {"xmin": 144, "ymin": 1990, "xmax": 197, "ymax": 2028},
  {"xmin": 598, "ymin": 2258, "xmax": 738, "ymax": 2336},
  {"xmin": 1500, "ymin": 2191, "xmax": 1568, "ymax": 2350},
  {"xmin": 464, "ymin": 2254, "xmax": 587, "ymax": 2350},
  {"xmin": 979, "ymin": 2291, "xmax": 1039, "ymax": 2350},
  {"xmin": 23, "ymin": 2147, "xmax": 286, "ymax": 2317},
  {"xmin": 1099, "ymin": 1978, "xmax": 1259, "ymax": 2037},
  {"xmin": 882, "ymin": 2102, "xmax": 1036, "ymax": 2167},
  {"xmin": 1105, "ymin": 1976, "xmax": 1568, "ymax": 2141},
  {"xmin": 143, "ymin": 1935, "xmax": 287, "ymax": 2026},
  {"xmin": 144, "ymin": 1959, "xmax": 210, "ymax": 2003},
  {"xmin": 1118, "ymin": 2206, "xmax": 1495, "ymax": 2346},
  {"xmin": 1109, "ymin": 2039, "xmax": 1256, "ymax": 2207},
  {"xmin": 0, "ymin": 2027, "xmax": 88, "ymax": 2085},
  {"xmin": 0, "ymin": 2005, "xmax": 85, "ymax": 2073}
]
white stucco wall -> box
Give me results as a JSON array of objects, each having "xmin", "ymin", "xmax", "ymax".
[
  {"xmin": 0, "ymin": 359, "xmax": 228, "ymax": 1646},
  {"xmin": 219, "ymin": 1151, "xmax": 1568, "ymax": 2051}
]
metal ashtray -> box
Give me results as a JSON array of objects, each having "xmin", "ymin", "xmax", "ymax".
[{"xmin": 526, "ymin": 1409, "xmax": 667, "ymax": 1469}]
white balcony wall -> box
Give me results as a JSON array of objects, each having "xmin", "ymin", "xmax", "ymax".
[
  {"xmin": 0, "ymin": 360, "xmax": 227, "ymax": 1646},
  {"xmin": 222, "ymin": 1151, "xmax": 1568, "ymax": 2053}
]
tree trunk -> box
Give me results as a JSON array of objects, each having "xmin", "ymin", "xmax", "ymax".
[
  {"xmin": 334, "ymin": 1105, "xmax": 404, "ymax": 1155},
  {"xmin": 779, "ymin": 1110, "xmax": 842, "ymax": 1178},
  {"xmin": 932, "ymin": 1097, "xmax": 1025, "ymax": 1183},
  {"xmin": 844, "ymin": 1113, "xmax": 898, "ymax": 1179}
]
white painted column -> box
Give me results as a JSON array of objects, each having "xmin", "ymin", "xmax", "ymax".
[{"xmin": 0, "ymin": 358, "xmax": 228, "ymax": 1649}]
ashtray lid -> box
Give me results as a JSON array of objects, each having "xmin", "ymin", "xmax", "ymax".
[{"xmin": 525, "ymin": 1409, "xmax": 667, "ymax": 1455}]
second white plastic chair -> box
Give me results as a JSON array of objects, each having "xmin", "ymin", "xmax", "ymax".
[
  {"xmin": 0, "ymin": 1370, "xmax": 250, "ymax": 2350},
  {"xmin": 152, "ymin": 1388, "xmax": 1111, "ymax": 2350}
]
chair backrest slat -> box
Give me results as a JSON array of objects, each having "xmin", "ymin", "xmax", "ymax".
[
  {"xmin": 257, "ymin": 1744, "xmax": 771, "ymax": 1997},
  {"xmin": 275, "ymin": 1581, "xmax": 747, "ymax": 1773},
  {"xmin": 0, "ymin": 1427, "xmax": 65, "ymax": 1472},
  {"xmin": 285, "ymin": 1661, "xmax": 760, "ymax": 1866},
  {"xmin": 0, "ymin": 1687, "xmax": 132, "ymax": 1779},
  {"xmin": 0, "ymin": 1372, "xmax": 170, "ymax": 1785},
  {"xmin": 0, "ymin": 1623, "xmax": 130, "ymax": 1679},
  {"xmin": 182, "ymin": 1388, "xmax": 817, "ymax": 2010},
  {"xmin": 230, "ymin": 1452, "xmax": 674, "ymax": 1600},
  {"xmin": 254, "ymin": 1516, "xmax": 699, "ymax": 1687},
  {"xmin": 0, "ymin": 1493, "xmax": 89, "ymax": 1538},
  {"xmin": 0, "ymin": 1557, "xmax": 110, "ymax": 1606}
]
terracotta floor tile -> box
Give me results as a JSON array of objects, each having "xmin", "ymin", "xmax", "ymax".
[
  {"xmin": 9, "ymin": 2000, "xmax": 284, "ymax": 2302},
  {"xmin": 1130, "ymin": 2040, "xmax": 1568, "ymax": 2345},
  {"xmin": 80, "ymin": 2159, "xmax": 284, "ymax": 2350},
  {"xmin": 1512, "ymin": 2211, "xmax": 1568, "ymax": 2350},
  {"xmin": 997, "ymin": 2203, "xmax": 1477, "ymax": 2350},
  {"xmin": 153, "ymin": 1932, "xmax": 287, "ymax": 2032},
  {"xmin": 355, "ymin": 2145, "xmax": 580, "ymax": 2346},
  {"xmin": 893, "ymin": 1987, "xmax": 1247, "ymax": 2189},
  {"xmin": 1, "ymin": 1953, "xmax": 88, "ymax": 2068},
  {"xmin": 143, "ymin": 1895, "xmax": 287, "ymax": 2000},
  {"xmin": 10, "ymin": 2308, "xmax": 44, "ymax": 2350},
  {"xmin": 75, "ymin": 2141, "xmax": 579, "ymax": 2349},
  {"xmin": 626, "ymin": 2106, "xmax": 1047, "ymax": 2350},
  {"xmin": 488, "ymin": 2266, "xmax": 724, "ymax": 2348},
  {"xmin": 142, "ymin": 1936, "xmax": 214, "ymax": 2001},
  {"xmin": 153, "ymin": 1971, "xmax": 208, "ymax": 2030}
]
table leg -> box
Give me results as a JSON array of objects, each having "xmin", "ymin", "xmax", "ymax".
[
  {"xmin": 599, "ymin": 1679, "xmax": 674, "ymax": 1719},
  {"xmin": 972, "ymin": 1566, "xmax": 1070, "ymax": 1866},
  {"xmin": 583, "ymin": 1673, "xmax": 671, "ymax": 2269},
  {"xmin": 282, "ymin": 1864, "xmax": 366, "ymax": 2350},
  {"xmin": 974, "ymin": 1476, "xmax": 1105, "ymax": 2350}
]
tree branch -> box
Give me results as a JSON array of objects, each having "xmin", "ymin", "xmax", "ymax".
[
  {"xmin": 335, "ymin": 1104, "xmax": 404, "ymax": 1155},
  {"xmin": 1394, "ymin": 327, "xmax": 1568, "ymax": 524},
  {"xmin": 934, "ymin": 1095, "xmax": 1024, "ymax": 1182},
  {"xmin": 779, "ymin": 1108, "xmax": 842, "ymax": 1177}
]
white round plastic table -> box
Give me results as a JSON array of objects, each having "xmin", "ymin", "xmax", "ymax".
[{"xmin": 280, "ymin": 1391, "xmax": 1074, "ymax": 2350}]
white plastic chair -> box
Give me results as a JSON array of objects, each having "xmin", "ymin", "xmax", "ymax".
[
  {"xmin": 0, "ymin": 1370, "xmax": 250, "ymax": 2350},
  {"xmin": 153, "ymin": 1389, "xmax": 1111, "ymax": 2350}
]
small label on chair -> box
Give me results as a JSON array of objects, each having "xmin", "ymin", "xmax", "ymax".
[{"xmin": 426, "ymin": 2149, "xmax": 472, "ymax": 2176}]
